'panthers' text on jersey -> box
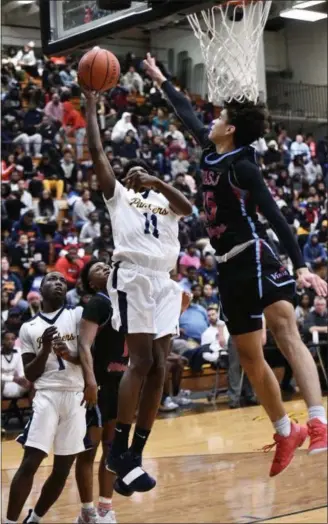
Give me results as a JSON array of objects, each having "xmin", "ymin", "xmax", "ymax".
[
  {"xmin": 104, "ymin": 181, "xmax": 180, "ymax": 272},
  {"xmin": 19, "ymin": 306, "xmax": 84, "ymax": 391}
]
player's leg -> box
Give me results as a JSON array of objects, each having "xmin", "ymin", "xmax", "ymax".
[
  {"xmin": 6, "ymin": 447, "xmax": 46, "ymax": 523},
  {"xmin": 31, "ymin": 454, "xmax": 76, "ymax": 520},
  {"xmin": 97, "ymin": 422, "xmax": 117, "ymax": 523},
  {"xmin": 75, "ymin": 425, "xmax": 102, "ymax": 524},
  {"xmin": 265, "ymin": 300, "xmax": 327, "ymax": 453}
]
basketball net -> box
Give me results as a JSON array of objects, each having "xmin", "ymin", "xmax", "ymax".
[{"xmin": 187, "ymin": 0, "xmax": 272, "ymax": 105}]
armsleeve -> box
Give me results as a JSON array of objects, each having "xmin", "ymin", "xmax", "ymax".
[
  {"xmin": 82, "ymin": 296, "xmax": 111, "ymax": 326},
  {"xmin": 235, "ymin": 161, "xmax": 305, "ymax": 270},
  {"xmin": 161, "ymin": 81, "xmax": 209, "ymax": 147},
  {"xmin": 19, "ymin": 324, "xmax": 35, "ymax": 356}
]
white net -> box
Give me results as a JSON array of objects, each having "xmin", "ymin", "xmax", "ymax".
[{"xmin": 187, "ymin": 0, "xmax": 272, "ymax": 104}]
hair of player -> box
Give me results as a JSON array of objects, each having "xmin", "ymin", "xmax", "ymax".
[
  {"xmin": 224, "ymin": 99, "xmax": 268, "ymax": 148},
  {"xmin": 123, "ymin": 158, "xmax": 154, "ymax": 177},
  {"xmin": 80, "ymin": 258, "xmax": 99, "ymax": 295}
]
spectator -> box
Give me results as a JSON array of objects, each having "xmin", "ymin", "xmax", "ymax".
[
  {"xmin": 63, "ymin": 106, "xmax": 86, "ymax": 160},
  {"xmin": 179, "ymin": 302, "xmax": 208, "ymax": 344},
  {"xmin": 53, "ymin": 218, "xmax": 79, "ymax": 255},
  {"xmin": 79, "ymin": 210, "xmax": 101, "ymax": 245},
  {"xmin": 305, "ymin": 133, "xmax": 316, "ymax": 159},
  {"xmin": 171, "ymin": 151, "xmax": 190, "ymax": 178},
  {"xmin": 44, "ymin": 93, "xmax": 63, "ymax": 127},
  {"xmin": 165, "ymin": 123, "xmax": 186, "ymax": 149},
  {"xmin": 305, "ymin": 157, "xmax": 323, "ymax": 185},
  {"xmin": 54, "ymin": 245, "xmax": 84, "ymax": 289},
  {"xmin": 34, "ymin": 189, "xmax": 59, "ymax": 236},
  {"xmin": 198, "ymin": 254, "xmax": 217, "ymax": 287},
  {"xmin": 111, "ymin": 112, "xmax": 137, "ymax": 144},
  {"xmin": 1, "ymin": 331, "xmax": 30, "ymax": 399},
  {"xmin": 1, "ymin": 257, "xmax": 27, "ymax": 311},
  {"xmin": 1, "ymin": 291, "xmax": 11, "ymax": 327},
  {"xmin": 172, "ymin": 173, "xmax": 192, "ymax": 199},
  {"xmin": 152, "ymin": 108, "xmax": 169, "ymax": 133},
  {"xmin": 201, "ymin": 307, "xmax": 226, "ymax": 347},
  {"xmin": 59, "ymin": 149, "xmax": 79, "ymax": 190},
  {"xmin": 303, "ymin": 233, "xmax": 327, "ymax": 269},
  {"xmin": 123, "ymin": 66, "xmax": 144, "ymax": 94},
  {"xmin": 59, "ymin": 64, "xmax": 79, "ymax": 93},
  {"xmin": 304, "ymin": 296, "xmax": 328, "ymax": 343},
  {"xmin": 13, "ymin": 41, "xmax": 37, "ymax": 77},
  {"xmin": 92, "ymin": 222, "xmax": 114, "ymax": 254},
  {"xmin": 290, "ymin": 134, "xmax": 311, "ymax": 162},
  {"xmin": 73, "ymin": 188, "xmax": 96, "ymax": 228},
  {"xmin": 24, "ymin": 260, "xmax": 48, "ymax": 295},
  {"xmin": 12, "ymin": 210, "xmax": 41, "ymax": 241},
  {"xmin": 263, "ymin": 140, "xmax": 282, "ymax": 167},
  {"xmin": 179, "ymin": 244, "xmax": 201, "ymax": 275},
  {"xmin": 38, "ymin": 154, "xmax": 64, "ymax": 199},
  {"xmin": 119, "ymin": 133, "xmax": 139, "ymax": 160},
  {"xmin": 160, "ymin": 353, "xmax": 190, "ymax": 412},
  {"xmin": 66, "ymin": 278, "xmax": 85, "ymax": 307},
  {"xmin": 7, "ymin": 234, "xmax": 34, "ymax": 275},
  {"xmin": 21, "ymin": 291, "xmax": 41, "ymax": 323},
  {"xmin": 179, "ymin": 266, "xmax": 199, "ymax": 292},
  {"xmin": 17, "ymin": 179, "xmax": 33, "ymax": 213},
  {"xmin": 202, "ymin": 284, "xmax": 219, "ymax": 308},
  {"xmin": 295, "ymin": 292, "xmax": 312, "ymax": 330}
]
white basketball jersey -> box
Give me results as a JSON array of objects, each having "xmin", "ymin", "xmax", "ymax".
[
  {"xmin": 19, "ymin": 306, "xmax": 84, "ymax": 392},
  {"xmin": 104, "ymin": 181, "xmax": 180, "ymax": 272}
]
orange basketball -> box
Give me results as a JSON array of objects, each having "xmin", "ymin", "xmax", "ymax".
[{"xmin": 78, "ymin": 47, "xmax": 120, "ymax": 92}]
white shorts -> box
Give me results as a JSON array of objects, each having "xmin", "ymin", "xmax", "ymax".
[
  {"xmin": 2, "ymin": 382, "xmax": 27, "ymax": 398},
  {"xmin": 17, "ymin": 390, "xmax": 86, "ymax": 456},
  {"xmin": 108, "ymin": 262, "xmax": 182, "ymax": 338}
]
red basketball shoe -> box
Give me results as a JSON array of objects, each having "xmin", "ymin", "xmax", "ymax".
[
  {"xmin": 307, "ymin": 418, "xmax": 328, "ymax": 455},
  {"xmin": 263, "ymin": 423, "xmax": 308, "ymax": 477}
]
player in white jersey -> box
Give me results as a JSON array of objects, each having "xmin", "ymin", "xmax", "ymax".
[
  {"xmin": 5, "ymin": 272, "xmax": 87, "ymax": 524},
  {"xmin": 82, "ymin": 88, "xmax": 192, "ymax": 496}
]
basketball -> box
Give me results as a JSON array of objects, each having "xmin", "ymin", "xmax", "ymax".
[{"xmin": 78, "ymin": 46, "xmax": 120, "ymax": 92}]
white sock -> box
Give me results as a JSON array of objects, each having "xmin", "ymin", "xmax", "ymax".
[
  {"xmin": 308, "ymin": 406, "xmax": 327, "ymax": 424},
  {"xmin": 98, "ymin": 496, "xmax": 112, "ymax": 506},
  {"xmin": 274, "ymin": 415, "xmax": 291, "ymax": 437},
  {"xmin": 27, "ymin": 511, "xmax": 41, "ymax": 523},
  {"xmin": 82, "ymin": 502, "xmax": 94, "ymax": 510}
]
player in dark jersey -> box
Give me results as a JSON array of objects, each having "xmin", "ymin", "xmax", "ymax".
[
  {"xmin": 144, "ymin": 54, "xmax": 327, "ymax": 477},
  {"xmin": 75, "ymin": 260, "xmax": 128, "ymax": 524}
]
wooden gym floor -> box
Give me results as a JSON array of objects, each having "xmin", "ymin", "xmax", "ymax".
[{"xmin": 1, "ymin": 398, "xmax": 327, "ymax": 523}]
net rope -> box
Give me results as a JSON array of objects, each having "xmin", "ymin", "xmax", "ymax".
[{"xmin": 187, "ymin": 0, "xmax": 272, "ymax": 104}]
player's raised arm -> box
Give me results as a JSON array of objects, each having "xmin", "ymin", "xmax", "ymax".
[
  {"xmin": 84, "ymin": 89, "xmax": 116, "ymax": 200},
  {"xmin": 143, "ymin": 53, "xmax": 209, "ymax": 148}
]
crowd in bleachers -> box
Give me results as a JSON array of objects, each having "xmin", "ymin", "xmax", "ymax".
[{"xmin": 1, "ymin": 43, "xmax": 328, "ymax": 414}]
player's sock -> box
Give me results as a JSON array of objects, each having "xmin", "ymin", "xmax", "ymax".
[
  {"xmin": 98, "ymin": 497, "xmax": 112, "ymax": 517},
  {"xmin": 308, "ymin": 406, "xmax": 327, "ymax": 424},
  {"xmin": 82, "ymin": 503, "xmax": 94, "ymax": 509},
  {"xmin": 130, "ymin": 426, "xmax": 151, "ymax": 456},
  {"xmin": 110, "ymin": 422, "xmax": 131, "ymax": 457},
  {"xmin": 27, "ymin": 510, "xmax": 41, "ymax": 523},
  {"xmin": 273, "ymin": 415, "xmax": 291, "ymax": 437}
]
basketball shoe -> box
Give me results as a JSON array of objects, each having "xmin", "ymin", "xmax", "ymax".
[
  {"xmin": 307, "ymin": 418, "xmax": 328, "ymax": 455},
  {"xmin": 263, "ymin": 422, "xmax": 308, "ymax": 477},
  {"xmin": 106, "ymin": 450, "xmax": 156, "ymax": 496},
  {"xmin": 97, "ymin": 509, "xmax": 117, "ymax": 524},
  {"xmin": 75, "ymin": 507, "xmax": 98, "ymax": 524}
]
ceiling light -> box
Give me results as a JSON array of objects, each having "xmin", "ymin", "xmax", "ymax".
[
  {"xmin": 280, "ymin": 8, "xmax": 327, "ymax": 21},
  {"xmin": 17, "ymin": 0, "xmax": 35, "ymax": 4},
  {"xmin": 293, "ymin": 0, "xmax": 326, "ymax": 8}
]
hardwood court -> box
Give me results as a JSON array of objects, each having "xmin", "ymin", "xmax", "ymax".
[{"xmin": 2, "ymin": 398, "xmax": 327, "ymax": 523}]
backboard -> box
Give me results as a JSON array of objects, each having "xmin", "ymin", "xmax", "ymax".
[{"xmin": 40, "ymin": 0, "xmax": 213, "ymax": 56}]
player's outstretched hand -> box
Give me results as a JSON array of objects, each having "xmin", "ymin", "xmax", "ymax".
[
  {"xmin": 297, "ymin": 267, "xmax": 327, "ymax": 297},
  {"xmin": 81, "ymin": 383, "xmax": 98, "ymax": 408},
  {"xmin": 143, "ymin": 53, "xmax": 167, "ymax": 85},
  {"xmin": 122, "ymin": 166, "xmax": 158, "ymax": 193},
  {"xmin": 79, "ymin": 80, "xmax": 98, "ymax": 103},
  {"xmin": 41, "ymin": 326, "xmax": 58, "ymax": 354}
]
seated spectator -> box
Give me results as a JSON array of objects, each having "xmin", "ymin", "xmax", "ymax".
[
  {"xmin": 179, "ymin": 302, "xmax": 208, "ymax": 344},
  {"xmin": 12, "ymin": 210, "xmax": 41, "ymax": 242},
  {"xmin": 317, "ymin": 219, "xmax": 328, "ymax": 244},
  {"xmin": 303, "ymin": 233, "xmax": 327, "ymax": 269},
  {"xmin": 119, "ymin": 133, "xmax": 139, "ymax": 160},
  {"xmin": 17, "ymin": 180, "xmax": 33, "ymax": 213},
  {"xmin": 24, "ymin": 260, "xmax": 48, "ymax": 296},
  {"xmin": 305, "ymin": 157, "xmax": 323, "ymax": 185},
  {"xmin": 79, "ymin": 211, "xmax": 101, "ymax": 245},
  {"xmin": 305, "ymin": 133, "xmax": 316, "ymax": 159},
  {"xmin": 2, "ymin": 185, "xmax": 28, "ymax": 227},
  {"xmin": 152, "ymin": 108, "xmax": 169, "ymax": 133},
  {"xmin": 123, "ymin": 66, "xmax": 144, "ymax": 95},
  {"xmin": 92, "ymin": 222, "xmax": 114, "ymax": 254},
  {"xmin": 59, "ymin": 64, "xmax": 79, "ymax": 94},
  {"xmin": 111, "ymin": 112, "xmax": 137, "ymax": 144},
  {"xmin": 1, "ymin": 291, "xmax": 11, "ymax": 328},
  {"xmin": 190, "ymin": 284, "xmax": 206, "ymax": 307},
  {"xmin": 263, "ymin": 140, "xmax": 282, "ymax": 167},
  {"xmin": 1, "ymin": 257, "xmax": 27, "ymax": 311},
  {"xmin": 38, "ymin": 154, "xmax": 64, "ymax": 199},
  {"xmin": 1, "ymin": 331, "xmax": 30, "ymax": 399},
  {"xmin": 12, "ymin": 105, "xmax": 43, "ymax": 156},
  {"xmin": 53, "ymin": 218, "xmax": 79, "ymax": 255},
  {"xmin": 179, "ymin": 244, "xmax": 201, "ymax": 275},
  {"xmin": 173, "ymin": 173, "xmax": 192, "ymax": 199},
  {"xmin": 34, "ymin": 189, "xmax": 58, "ymax": 237},
  {"xmin": 39, "ymin": 115, "xmax": 58, "ymax": 151},
  {"xmin": 171, "ymin": 151, "xmax": 190, "ymax": 178},
  {"xmin": 9, "ymin": 166, "xmax": 24, "ymax": 193},
  {"xmin": 179, "ymin": 266, "xmax": 199, "ymax": 293},
  {"xmin": 304, "ymin": 296, "xmax": 328, "ymax": 343},
  {"xmin": 59, "ymin": 149, "xmax": 78, "ymax": 191},
  {"xmin": 7, "ymin": 234, "xmax": 34, "ymax": 275},
  {"xmin": 201, "ymin": 307, "xmax": 226, "ymax": 347},
  {"xmin": 44, "ymin": 93, "xmax": 63, "ymax": 127},
  {"xmin": 159, "ymin": 353, "xmax": 190, "ymax": 412},
  {"xmin": 198, "ymin": 254, "xmax": 217, "ymax": 286},
  {"xmin": 21, "ymin": 291, "xmax": 41, "ymax": 323},
  {"xmin": 290, "ymin": 134, "xmax": 310, "ymax": 162},
  {"xmin": 73, "ymin": 189, "xmax": 96, "ymax": 228},
  {"xmin": 202, "ymin": 284, "xmax": 219, "ymax": 308},
  {"xmin": 54, "ymin": 245, "xmax": 84, "ymax": 289},
  {"xmin": 295, "ymin": 292, "xmax": 312, "ymax": 330},
  {"xmin": 165, "ymin": 124, "xmax": 186, "ymax": 149},
  {"xmin": 63, "ymin": 106, "xmax": 86, "ymax": 160}
]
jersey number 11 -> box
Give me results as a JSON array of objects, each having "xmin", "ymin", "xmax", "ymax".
[{"xmin": 144, "ymin": 213, "xmax": 159, "ymax": 238}]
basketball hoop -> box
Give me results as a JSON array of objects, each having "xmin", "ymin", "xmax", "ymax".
[{"xmin": 187, "ymin": 0, "xmax": 272, "ymax": 104}]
